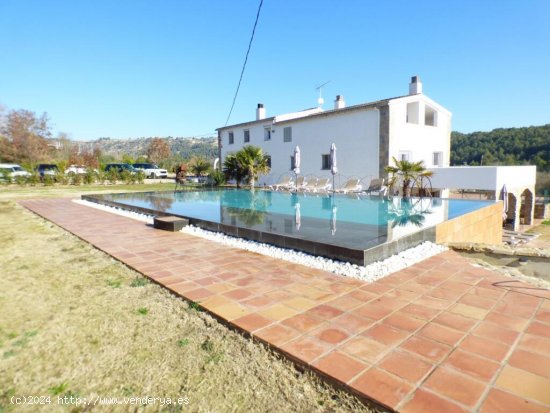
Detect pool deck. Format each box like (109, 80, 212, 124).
(21, 198, 550, 413)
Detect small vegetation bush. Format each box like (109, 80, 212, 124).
(83, 169, 96, 185)
(107, 168, 119, 185)
(70, 173, 82, 186)
(208, 169, 225, 186)
(43, 174, 55, 186)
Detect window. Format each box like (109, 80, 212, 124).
(406, 102, 420, 124)
(433, 152, 443, 167)
(265, 155, 271, 168)
(264, 127, 271, 141)
(398, 151, 411, 162)
(283, 126, 292, 142)
(244, 130, 250, 143)
(290, 156, 295, 171)
(228, 132, 234, 145)
(425, 105, 438, 126)
(321, 154, 331, 170)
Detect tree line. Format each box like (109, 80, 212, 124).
(451, 124, 550, 171)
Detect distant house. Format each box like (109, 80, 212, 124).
(217, 76, 451, 188)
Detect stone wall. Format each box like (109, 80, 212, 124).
(435, 202, 503, 245)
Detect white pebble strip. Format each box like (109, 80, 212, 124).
(182, 225, 447, 282)
(75, 199, 447, 282)
(74, 199, 154, 224)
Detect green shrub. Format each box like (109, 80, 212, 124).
(15, 175, 28, 185)
(43, 174, 55, 186)
(0, 170, 11, 185)
(208, 169, 225, 186)
(120, 170, 133, 184)
(136, 170, 145, 184)
(83, 169, 96, 185)
(56, 172, 69, 186)
(96, 170, 106, 185)
(70, 173, 82, 186)
(107, 168, 119, 185)
(27, 173, 40, 186)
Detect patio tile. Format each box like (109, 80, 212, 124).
(450, 303, 489, 320)
(472, 321, 520, 345)
(259, 303, 300, 321)
(340, 336, 388, 364)
(282, 313, 325, 333)
(185, 288, 215, 301)
(508, 348, 550, 379)
(400, 389, 468, 413)
(400, 336, 451, 363)
(458, 293, 498, 310)
(459, 335, 509, 362)
(241, 295, 275, 309)
(312, 326, 350, 345)
(400, 303, 440, 321)
(378, 350, 433, 383)
(281, 296, 318, 311)
(423, 367, 486, 407)
(362, 324, 409, 346)
(526, 321, 550, 339)
(417, 323, 465, 346)
(312, 351, 369, 384)
(233, 313, 273, 333)
(517, 333, 550, 356)
(350, 368, 414, 410)
(354, 301, 396, 320)
(480, 388, 549, 413)
(443, 349, 500, 381)
(281, 336, 331, 364)
(223, 288, 253, 300)
(209, 302, 251, 321)
(484, 311, 529, 332)
(254, 324, 301, 347)
(381, 312, 426, 332)
(325, 294, 366, 312)
(432, 311, 477, 332)
(306, 304, 344, 320)
(333, 313, 375, 335)
(535, 308, 550, 324)
(495, 365, 550, 405)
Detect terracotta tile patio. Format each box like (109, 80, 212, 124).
(20, 198, 550, 413)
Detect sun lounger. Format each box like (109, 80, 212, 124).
(314, 178, 331, 192)
(335, 178, 362, 193)
(364, 178, 387, 196)
(269, 175, 293, 191)
(299, 177, 318, 192)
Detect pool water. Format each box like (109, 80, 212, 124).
(91, 189, 493, 254)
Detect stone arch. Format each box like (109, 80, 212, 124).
(506, 193, 517, 227)
(520, 188, 534, 226)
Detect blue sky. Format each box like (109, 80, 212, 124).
(1, 0, 549, 140)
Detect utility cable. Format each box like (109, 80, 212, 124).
(224, 0, 264, 126)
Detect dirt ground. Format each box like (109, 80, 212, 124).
(0, 187, 379, 413)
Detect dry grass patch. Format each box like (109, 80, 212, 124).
(0, 200, 381, 413)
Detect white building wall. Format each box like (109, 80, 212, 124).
(220, 109, 381, 186)
(387, 95, 451, 169)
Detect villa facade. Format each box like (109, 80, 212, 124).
(217, 76, 451, 186)
(216, 76, 536, 230)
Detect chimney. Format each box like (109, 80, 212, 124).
(256, 103, 266, 120)
(409, 76, 422, 95)
(334, 95, 346, 109)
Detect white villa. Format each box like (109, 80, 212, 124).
(216, 76, 536, 230)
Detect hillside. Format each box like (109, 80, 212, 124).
(80, 136, 219, 160)
(451, 124, 550, 171)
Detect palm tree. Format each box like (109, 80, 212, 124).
(235, 145, 271, 190)
(223, 153, 245, 188)
(189, 156, 211, 177)
(385, 157, 433, 199)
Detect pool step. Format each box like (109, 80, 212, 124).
(154, 216, 189, 232)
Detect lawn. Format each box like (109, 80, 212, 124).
(0, 186, 378, 413)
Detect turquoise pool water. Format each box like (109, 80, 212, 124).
(95, 189, 493, 252)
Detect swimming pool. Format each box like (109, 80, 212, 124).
(83, 189, 498, 265)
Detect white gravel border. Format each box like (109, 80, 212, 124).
(75, 199, 447, 282)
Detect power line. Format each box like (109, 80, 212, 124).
(224, 0, 264, 127)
